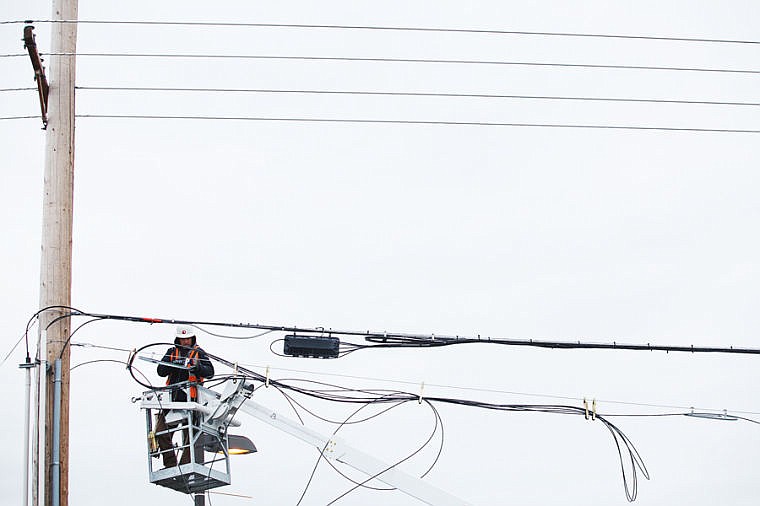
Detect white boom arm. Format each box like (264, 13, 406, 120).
(237, 398, 470, 506)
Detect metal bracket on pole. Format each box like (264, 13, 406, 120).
(22, 24, 49, 129)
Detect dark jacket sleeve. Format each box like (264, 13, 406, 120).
(156, 348, 175, 378)
(193, 347, 215, 380)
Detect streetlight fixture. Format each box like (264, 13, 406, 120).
(201, 433, 257, 455)
(226, 435, 257, 455)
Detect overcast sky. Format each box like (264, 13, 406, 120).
(2, 1, 760, 505)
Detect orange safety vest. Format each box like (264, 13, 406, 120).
(167, 345, 204, 401)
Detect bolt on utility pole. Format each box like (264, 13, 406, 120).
(38, 1, 78, 505)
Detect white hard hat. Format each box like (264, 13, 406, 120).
(175, 325, 196, 339)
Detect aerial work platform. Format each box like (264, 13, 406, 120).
(140, 382, 243, 494)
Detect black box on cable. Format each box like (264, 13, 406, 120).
(283, 334, 340, 358)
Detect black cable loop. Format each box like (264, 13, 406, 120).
(272, 385, 394, 492)
(325, 398, 442, 505)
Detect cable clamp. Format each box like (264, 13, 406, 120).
(265, 365, 270, 388)
(418, 381, 425, 404)
(126, 348, 136, 369)
(583, 398, 597, 420)
(233, 362, 239, 375)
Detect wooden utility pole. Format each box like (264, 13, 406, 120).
(39, 1, 77, 505)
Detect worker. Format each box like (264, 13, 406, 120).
(154, 325, 215, 467)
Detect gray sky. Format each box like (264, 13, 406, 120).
(2, 1, 760, 505)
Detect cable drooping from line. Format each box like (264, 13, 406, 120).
(293, 396, 412, 504)
(325, 400, 444, 505)
(188, 324, 275, 339)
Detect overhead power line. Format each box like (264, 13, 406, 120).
(45, 309, 760, 356)
(4, 52, 759, 75)
(74, 114, 760, 134)
(6, 113, 758, 133)
(222, 361, 760, 416)
(3, 19, 759, 45)
(74, 86, 760, 108)
(65, 339, 760, 416)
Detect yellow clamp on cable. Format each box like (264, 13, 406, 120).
(418, 381, 425, 404)
(583, 398, 597, 420)
(265, 365, 270, 388)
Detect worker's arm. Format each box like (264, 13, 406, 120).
(193, 348, 215, 380)
(156, 348, 174, 377)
